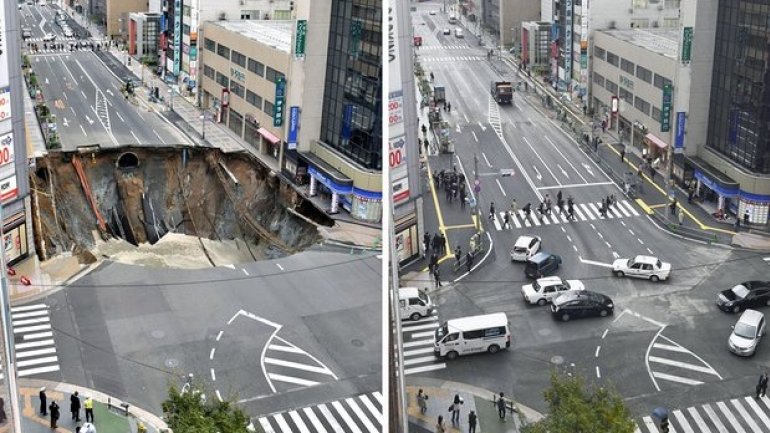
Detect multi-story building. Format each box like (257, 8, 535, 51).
(522, 21, 551, 72)
(128, 13, 162, 60)
(84, 0, 147, 39)
(480, 0, 540, 49)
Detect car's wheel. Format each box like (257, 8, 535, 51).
(599, 309, 609, 317)
(650, 275, 660, 282)
(446, 351, 459, 361)
(410, 312, 421, 321)
(561, 313, 570, 322)
(614, 270, 625, 277)
(488, 344, 500, 354)
(733, 305, 742, 314)
(537, 298, 547, 306)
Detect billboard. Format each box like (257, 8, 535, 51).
(0, 130, 14, 167)
(287, 106, 300, 149)
(0, 175, 17, 202)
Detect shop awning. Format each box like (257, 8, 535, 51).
(645, 133, 668, 149)
(257, 127, 280, 145)
(685, 155, 739, 197)
(299, 152, 354, 195)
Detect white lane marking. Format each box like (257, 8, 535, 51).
(115, 111, 125, 122)
(403, 339, 434, 349)
(23, 331, 53, 340)
(732, 398, 763, 433)
(638, 238, 645, 245)
(471, 131, 478, 142)
(410, 330, 436, 338)
(154, 129, 165, 144)
(258, 418, 276, 433)
(522, 136, 561, 184)
(80, 90, 87, 99)
(647, 248, 654, 255)
(595, 346, 601, 357)
(266, 373, 320, 387)
(345, 398, 378, 433)
(209, 348, 215, 360)
(402, 323, 438, 332)
(130, 130, 140, 143)
(601, 329, 609, 339)
(288, 410, 312, 433)
(359, 394, 382, 420)
(318, 403, 346, 433)
(657, 335, 722, 379)
(276, 263, 284, 271)
(216, 390, 223, 402)
(16, 347, 57, 359)
(596, 366, 601, 378)
(403, 346, 435, 356)
(332, 401, 365, 433)
(263, 357, 336, 375)
(621, 200, 640, 216)
(743, 396, 770, 431)
(652, 372, 703, 385)
(17, 365, 60, 377)
(537, 181, 615, 190)
(463, 113, 469, 123)
(404, 363, 447, 375)
(216, 330, 223, 341)
(302, 407, 329, 433)
(578, 258, 613, 268)
(210, 368, 216, 381)
(12, 317, 50, 326)
(648, 356, 721, 374)
(687, 407, 712, 433)
(273, 414, 293, 433)
(13, 324, 51, 334)
(672, 410, 695, 433)
(652, 343, 689, 353)
(579, 203, 595, 220)
(496, 179, 506, 196)
(642, 417, 659, 433)
(402, 315, 438, 325)
(491, 213, 502, 230)
(80, 124, 87, 136)
(242, 268, 249, 276)
(268, 344, 306, 353)
(17, 355, 58, 368)
(717, 401, 746, 433)
(15, 339, 55, 349)
(482, 152, 492, 167)
(703, 404, 728, 433)
(403, 355, 438, 366)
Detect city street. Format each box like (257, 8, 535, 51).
(406, 1, 770, 430)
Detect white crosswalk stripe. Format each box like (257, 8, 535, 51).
(490, 200, 642, 230)
(257, 393, 382, 433)
(638, 395, 770, 433)
(263, 335, 338, 392)
(401, 311, 444, 375)
(10, 304, 60, 377)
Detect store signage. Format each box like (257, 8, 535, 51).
(287, 106, 300, 149)
(0, 3, 9, 88)
(564, 0, 573, 80)
(273, 76, 285, 127)
(0, 175, 18, 202)
(0, 131, 14, 167)
(661, 84, 673, 132)
(341, 104, 353, 140)
(295, 20, 307, 58)
(4, 224, 28, 265)
(0, 86, 11, 121)
(682, 27, 693, 63)
(221, 88, 229, 107)
(675, 111, 686, 151)
(611, 96, 618, 114)
(393, 176, 409, 205)
(173, 0, 182, 75)
(389, 135, 407, 171)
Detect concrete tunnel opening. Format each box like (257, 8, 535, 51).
(31, 147, 334, 268)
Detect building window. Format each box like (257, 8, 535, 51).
(203, 65, 215, 79)
(631, 18, 650, 28)
(215, 71, 229, 88)
(634, 96, 651, 115)
(605, 80, 618, 94)
(663, 17, 680, 28)
(664, 0, 681, 8)
(653, 74, 672, 90)
(619, 87, 633, 104)
(204, 38, 216, 52)
(246, 90, 262, 109)
(265, 66, 285, 84)
(652, 106, 661, 122)
(621, 58, 635, 75)
(230, 81, 244, 98)
(231, 50, 246, 67)
(247, 58, 264, 76)
(606, 52, 619, 67)
(217, 44, 231, 60)
(593, 72, 605, 88)
(636, 65, 653, 83)
(594, 46, 606, 61)
(264, 100, 274, 117)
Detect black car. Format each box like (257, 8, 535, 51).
(550, 291, 614, 322)
(717, 281, 770, 313)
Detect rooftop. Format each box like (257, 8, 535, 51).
(602, 28, 679, 59)
(209, 20, 293, 53)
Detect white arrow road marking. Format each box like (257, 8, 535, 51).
(456, 124, 461, 133)
(557, 164, 569, 178)
(478, 121, 486, 131)
(532, 166, 542, 180)
(581, 162, 595, 177)
(612, 251, 620, 259)
(62, 118, 68, 127)
(496, 179, 506, 196)
(482, 152, 492, 167)
(471, 131, 478, 142)
(45, 78, 49, 84)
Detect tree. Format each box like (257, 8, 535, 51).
(522, 370, 636, 433)
(162, 383, 250, 433)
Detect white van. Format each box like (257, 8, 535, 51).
(448, 13, 457, 24)
(399, 287, 434, 321)
(454, 28, 464, 38)
(434, 313, 511, 360)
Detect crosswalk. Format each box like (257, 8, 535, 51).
(636, 394, 770, 433)
(648, 334, 722, 388)
(26, 36, 79, 43)
(11, 303, 61, 377)
(401, 312, 445, 376)
(419, 45, 470, 50)
(28, 46, 96, 54)
(264, 335, 339, 392)
(257, 392, 383, 433)
(421, 56, 485, 63)
(490, 199, 641, 231)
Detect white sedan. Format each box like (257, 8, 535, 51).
(429, 10, 436, 15)
(42, 33, 56, 42)
(522, 276, 585, 306)
(443, 28, 450, 35)
(510, 235, 541, 262)
(612, 255, 671, 282)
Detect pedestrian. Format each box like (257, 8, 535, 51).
(39, 387, 48, 416)
(735, 217, 741, 232)
(448, 102, 452, 112)
(430, 72, 435, 82)
(757, 371, 769, 398)
(510, 199, 517, 216)
(451, 394, 463, 425)
(545, 195, 552, 215)
(438, 233, 446, 255)
(432, 233, 440, 252)
(601, 119, 607, 133)
(84, 396, 94, 423)
(620, 146, 626, 163)
(537, 201, 545, 217)
(687, 187, 694, 203)
(460, 189, 466, 210)
(503, 211, 511, 229)
(599, 199, 607, 217)
(436, 415, 446, 433)
(744, 210, 750, 226)
(445, 184, 452, 202)
(424, 232, 431, 256)
(49, 401, 60, 429)
(670, 198, 677, 216)
(568, 203, 575, 221)
(489, 202, 496, 220)
(433, 266, 442, 288)
(455, 246, 462, 264)
(523, 203, 531, 218)
(468, 410, 477, 433)
(497, 392, 506, 420)
(466, 251, 473, 273)
(678, 210, 684, 226)
(70, 391, 81, 422)
(557, 190, 563, 206)
(430, 252, 438, 271)
(417, 389, 429, 414)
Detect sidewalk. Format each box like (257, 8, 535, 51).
(18, 378, 167, 433)
(406, 378, 543, 433)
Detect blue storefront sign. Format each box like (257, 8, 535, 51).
(675, 112, 686, 152)
(287, 106, 300, 149)
(308, 166, 353, 195)
(694, 170, 738, 197)
(341, 104, 353, 140)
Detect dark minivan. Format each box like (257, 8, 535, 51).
(525, 252, 561, 279)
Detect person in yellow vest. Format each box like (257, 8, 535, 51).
(84, 396, 94, 423)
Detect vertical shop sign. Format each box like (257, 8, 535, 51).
(661, 83, 673, 132)
(295, 20, 307, 58)
(273, 76, 285, 127)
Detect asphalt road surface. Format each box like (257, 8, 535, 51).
(408, 1, 770, 428)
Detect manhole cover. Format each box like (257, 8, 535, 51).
(550, 355, 564, 365)
(165, 358, 179, 368)
(151, 330, 165, 339)
(352, 339, 364, 347)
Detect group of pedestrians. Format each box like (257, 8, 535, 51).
(419, 389, 515, 433)
(424, 232, 447, 288)
(39, 387, 95, 431)
(433, 166, 467, 209)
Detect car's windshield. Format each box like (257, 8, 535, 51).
(732, 285, 750, 299)
(436, 323, 448, 340)
(734, 322, 757, 339)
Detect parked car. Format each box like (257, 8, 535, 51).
(521, 276, 585, 306)
(729, 309, 765, 356)
(510, 235, 541, 262)
(717, 281, 770, 313)
(551, 291, 614, 322)
(454, 28, 464, 38)
(443, 28, 450, 35)
(429, 10, 436, 15)
(612, 255, 671, 282)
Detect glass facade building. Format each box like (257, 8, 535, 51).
(707, 0, 770, 174)
(319, 0, 383, 171)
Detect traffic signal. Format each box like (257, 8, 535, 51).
(660, 415, 669, 433)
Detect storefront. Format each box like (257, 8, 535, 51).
(3, 210, 29, 267)
(736, 191, 770, 226)
(684, 156, 740, 219)
(258, 127, 281, 160)
(643, 133, 669, 167)
(394, 202, 420, 265)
